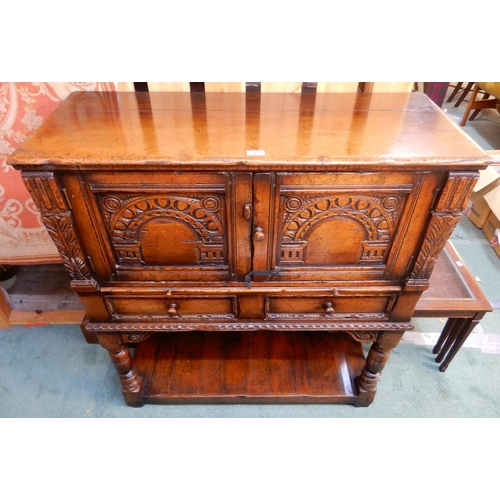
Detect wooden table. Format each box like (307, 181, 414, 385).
(8, 91, 491, 406)
(415, 240, 492, 371)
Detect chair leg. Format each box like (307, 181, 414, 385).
(454, 82, 474, 107)
(447, 82, 463, 103)
(469, 93, 493, 121)
(460, 84, 480, 126)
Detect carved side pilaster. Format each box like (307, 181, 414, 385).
(410, 212, 461, 280)
(22, 171, 91, 281)
(22, 172, 68, 213)
(42, 213, 92, 280)
(410, 172, 479, 280)
(435, 172, 479, 213)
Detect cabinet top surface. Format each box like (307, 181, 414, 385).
(9, 91, 490, 171)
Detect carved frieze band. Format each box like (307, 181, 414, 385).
(82, 328, 379, 344)
(41, 213, 91, 280)
(22, 172, 68, 213)
(83, 321, 413, 333)
(410, 212, 461, 280)
(435, 172, 479, 213)
(282, 194, 404, 236)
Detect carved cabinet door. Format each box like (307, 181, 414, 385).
(251, 171, 444, 284)
(59, 171, 253, 283)
(58, 169, 444, 289)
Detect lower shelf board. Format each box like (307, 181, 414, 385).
(133, 331, 366, 404)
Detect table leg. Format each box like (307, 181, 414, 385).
(438, 319, 477, 372)
(97, 333, 144, 407)
(355, 332, 403, 407)
(433, 318, 460, 355)
(435, 319, 470, 364)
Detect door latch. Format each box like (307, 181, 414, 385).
(244, 269, 279, 288)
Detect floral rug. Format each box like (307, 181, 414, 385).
(0, 82, 115, 264)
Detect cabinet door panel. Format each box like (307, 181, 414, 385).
(64, 172, 252, 282)
(268, 172, 439, 282)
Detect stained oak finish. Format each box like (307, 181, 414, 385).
(134, 331, 365, 404)
(8, 91, 490, 407)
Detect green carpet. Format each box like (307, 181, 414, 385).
(1, 324, 499, 417)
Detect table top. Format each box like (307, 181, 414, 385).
(9, 91, 491, 172)
(415, 241, 492, 316)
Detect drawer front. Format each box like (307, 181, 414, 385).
(105, 295, 237, 321)
(266, 294, 396, 321)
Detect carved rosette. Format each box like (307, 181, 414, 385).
(280, 194, 406, 264)
(98, 194, 226, 264)
(121, 333, 153, 343)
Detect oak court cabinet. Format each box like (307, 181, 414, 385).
(8, 90, 490, 407)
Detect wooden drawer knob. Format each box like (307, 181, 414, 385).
(167, 303, 178, 316)
(254, 227, 265, 241)
(324, 302, 335, 314)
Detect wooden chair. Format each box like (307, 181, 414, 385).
(117, 82, 414, 94)
(447, 82, 476, 107)
(460, 82, 500, 126)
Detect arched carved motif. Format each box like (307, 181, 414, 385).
(98, 194, 226, 265)
(280, 194, 405, 265)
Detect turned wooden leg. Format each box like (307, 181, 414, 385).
(355, 332, 403, 407)
(97, 333, 144, 407)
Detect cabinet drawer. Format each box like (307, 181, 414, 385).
(266, 295, 396, 320)
(105, 295, 237, 321)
